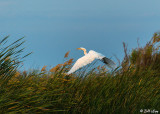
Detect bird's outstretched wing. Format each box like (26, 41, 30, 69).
(67, 50, 116, 74)
(101, 57, 117, 69)
(67, 51, 97, 74)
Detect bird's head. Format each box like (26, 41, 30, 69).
(76, 47, 87, 55)
(76, 47, 85, 50)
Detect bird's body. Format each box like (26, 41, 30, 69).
(67, 47, 116, 74)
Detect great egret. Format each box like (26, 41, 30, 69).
(67, 47, 116, 74)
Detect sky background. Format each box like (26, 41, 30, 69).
(0, 0, 160, 70)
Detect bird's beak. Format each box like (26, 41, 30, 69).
(76, 48, 81, 50)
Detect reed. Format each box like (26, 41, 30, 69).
(0, 33, 159, 113)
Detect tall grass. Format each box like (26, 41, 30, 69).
(0, 34, 159, 113)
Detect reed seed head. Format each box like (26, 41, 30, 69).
(64, 51, 70, 58)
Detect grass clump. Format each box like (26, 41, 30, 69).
(0, 33, 160, 113)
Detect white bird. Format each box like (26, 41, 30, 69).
(67, 47, 116, 74)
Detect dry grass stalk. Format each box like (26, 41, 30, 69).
(23, 71, 27, 75)
(50, 64, 62, 72)
(64, 51, 70, 58)
(152, 33, 160, 44)
(5, 57, 10, 61)
(63, 58, 73, 66)
(15, 72, 20, 77)
(41, 66, 47, 72)
(97, 65, 100, 70)
(67, 58, 73, 65)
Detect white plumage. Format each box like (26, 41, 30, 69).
(67, 47, 116, 74)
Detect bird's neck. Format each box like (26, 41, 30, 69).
(82, 49, 87, 55)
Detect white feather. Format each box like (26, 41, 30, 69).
(67, 50, 105, 74)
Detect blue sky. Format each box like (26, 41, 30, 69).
(1, 0, 160, 70)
